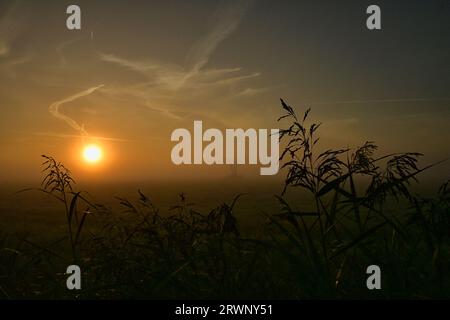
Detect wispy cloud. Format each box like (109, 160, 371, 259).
(0, 0, 29, 58)
(0, 54, 31, 77)
(186, 0, 254, 78)
(0, 1, 34, 81)
(32, 131, 128, 142)
(98, 0, 260, 123)
(56, 36, 85, 67)
(306, 97, 450, 106)
(0, 40, 8, 57)
(55, 19, 102, 66)
(48, 85, 105, 136)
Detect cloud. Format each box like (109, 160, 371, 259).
(306, 97, 450, 106)
(0, 0, 29, 58)
(56, 36, 86, 66)
(32, 131, 128, 142)
(187, 0, 254, 74)
(0, 40, 9, 57)
(98, 0, 260, 124)
(233, 87, 269, 97)
(99, 53, 161, 74)
(48, 85, 105, 136)
(0, 54, 31, 77)
(0, 1, 34, 79)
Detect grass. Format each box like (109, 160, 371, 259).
(0, 99, 449, 299)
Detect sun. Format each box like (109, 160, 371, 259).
(83, 144, 103, 163)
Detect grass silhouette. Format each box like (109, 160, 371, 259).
(0, 99, 449, 299)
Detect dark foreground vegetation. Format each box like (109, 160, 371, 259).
(1, 100, 449, 299)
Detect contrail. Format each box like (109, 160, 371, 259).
(56, 36, 85, 66)
(0, 0, 30, 58)
(48, 84, 104, 136)
(100, 0, 254, 89)
(98, 0, 257, 124)
(187, 0, 254, 74)
(306, 97, 450, 106)
(33, 132, 128, 142)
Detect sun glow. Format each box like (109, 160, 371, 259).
(83, 144, 103, 163)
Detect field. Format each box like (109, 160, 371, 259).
(0, 101, 449, 299)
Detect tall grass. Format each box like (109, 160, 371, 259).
(269, 99, 449, 297)
(0, 99, 449, 299)
(17, 155, 97, 263)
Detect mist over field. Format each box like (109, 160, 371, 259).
(0, 0, 449, 300)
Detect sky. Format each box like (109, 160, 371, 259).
(0, 0, 449, 184)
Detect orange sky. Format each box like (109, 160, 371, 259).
(0, 0, 449, 184)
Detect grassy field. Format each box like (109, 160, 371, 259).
(0, 100, 449, 299)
